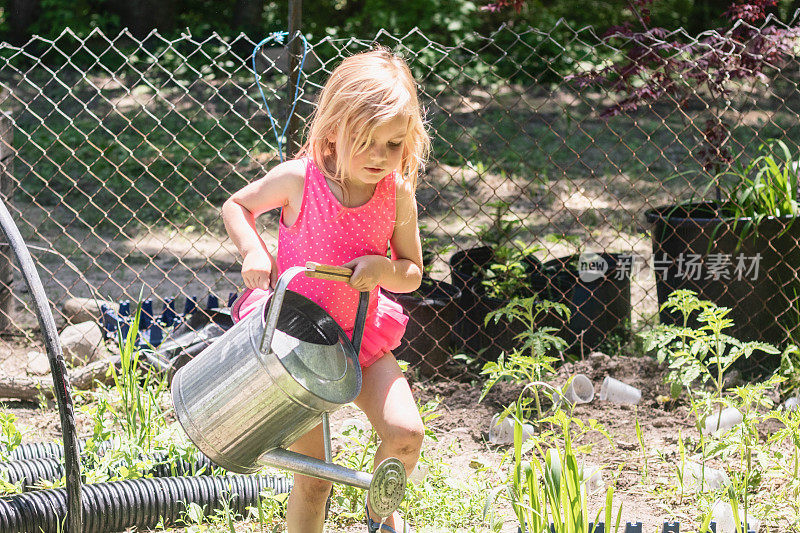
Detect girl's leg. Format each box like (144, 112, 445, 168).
(354, 352, 425, 531)
(286, 423, 333, 533)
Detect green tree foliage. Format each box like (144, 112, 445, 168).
(5, 0, 799, 44)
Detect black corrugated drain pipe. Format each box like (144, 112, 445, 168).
(2, 441, 88, 463)
(0, 452, 220, 491)
(0, 474, 292, 533)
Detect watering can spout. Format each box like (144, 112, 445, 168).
(258, 448, 406, 518)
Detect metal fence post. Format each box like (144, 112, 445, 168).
(0, 111, 14, 332)
(286, 0, 303, 159)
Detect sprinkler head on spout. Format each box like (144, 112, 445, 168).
(368, 457, 406, 518)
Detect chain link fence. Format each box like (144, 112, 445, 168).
(1, 20, 799, 383)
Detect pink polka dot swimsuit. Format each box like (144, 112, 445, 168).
(232, 156, 408, 368)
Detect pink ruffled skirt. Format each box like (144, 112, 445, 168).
(231, 288, 408, 368)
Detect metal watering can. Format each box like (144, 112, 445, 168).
(171, 262, 406, 518)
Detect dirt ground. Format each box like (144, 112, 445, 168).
(1, 341, 741, 533)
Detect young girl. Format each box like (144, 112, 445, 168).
(222, 48, 430, 533)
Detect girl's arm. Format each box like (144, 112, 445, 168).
(344, 179, 423, 293)
(222, 159, 305, 290)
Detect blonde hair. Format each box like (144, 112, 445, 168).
(299, 47, 430, 191)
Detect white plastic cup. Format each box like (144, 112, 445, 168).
(488, 414, 534, 445)
(684, 461, 730, 492)
(408, 463, 429, 484)
(599, 376, 642, 405)
(562, 374, 595, 405)
(702, 407, 743, 436)
(339, 417, 367, 435)
(582, 464, 604, 495)
(785, 396, 799, 411)
(711, 500, 761, 533)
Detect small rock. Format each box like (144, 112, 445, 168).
(59, 321, 106, 365)
(62, 297, 115, 325)
(26, 351, 50, 375)
(722, 369, 743, 389)
(588, 351, 608, 360)
(765, 387, 780, 405)
(469, 458, 486, 469)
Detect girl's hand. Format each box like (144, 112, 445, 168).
(341, 255, 389, 292)
(241, 249, 277, 290)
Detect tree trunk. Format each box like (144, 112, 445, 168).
(5, 0, 41, 44)
(232, 0, 264, 36)
(106, 0, 177, 38)
(687, 0, 731, 34)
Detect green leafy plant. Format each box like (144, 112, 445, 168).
(246, 488, 289, 533)
(79, 297, 199, 485)
(331, 420, 379, 518)
(634, 413, 647, 482)
(330, 397, 441, 522)
(179, 499, 234, 533)
(491, 407, 621, 533)
(0, 409, 22, 462)
(109, 298, 169, 449)
(0, 469, 22, 496)
(720, 139, 800, 220)
(481, 297, 570, 419)
(766, 406, 800, 521)
(642, 289, 793, 527)
(475, 200, 523, 250)
(777, 343, 800, 401)
(695, 378, 777, 529)
(642, 289, 778, 408)
(482, 240, 544, 300)
(405, 446, 502, 531)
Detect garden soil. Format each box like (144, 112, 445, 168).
(3, 344, 770, 533)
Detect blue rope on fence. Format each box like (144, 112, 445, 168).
(252, 30, 309, 162)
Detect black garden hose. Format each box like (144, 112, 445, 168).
(0, 198, 82, 532)
(0, 474, 292, 533)
(0, 452, 220, 491)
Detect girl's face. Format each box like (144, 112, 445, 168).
(348, 114, 409, 186)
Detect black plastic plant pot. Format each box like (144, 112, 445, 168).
(454, 289, 524, 362)
(450, 284, 562, 363)
(448, 246, 544, 296)
(645, 202, 800, 373)
(449, 246, 496, 296)
(448, 246, 547, 359)
(384, 278, 461, 377)
(543, 253, 632, 357)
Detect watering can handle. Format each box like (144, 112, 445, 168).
(303, 262, 370, 356)
(305, 262, 353, 281)
(259, 263, 370, 358)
